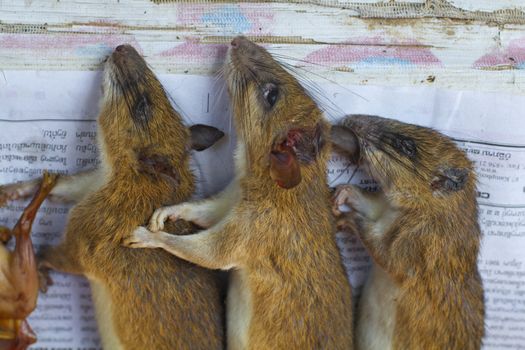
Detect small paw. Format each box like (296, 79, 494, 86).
(332, 185, 358, 216)
(149, 205, 184, 232)
(123, 226, 164, 249)
(37, 263, 54, 293)
(0, 180, 38, 205)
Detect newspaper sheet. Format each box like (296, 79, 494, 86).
(0, 70, 524, 349)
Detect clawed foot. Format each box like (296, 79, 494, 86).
(148, 205, 186, 232)
(37, 261, 54, 293)
(0, 180, 39, 206)
(149, 204, 213, 231)
(123, 226, 165, 249)
(332, 184, 360, 216)
(332, 185, 362, 234)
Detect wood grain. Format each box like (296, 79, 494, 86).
(0, 2, 523, 93)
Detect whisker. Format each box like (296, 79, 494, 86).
(329, 159, 353, 186)
(268, 53, 368, 101)
(269, 52, 336, 69)
(269, 60, 346, 122)
(347, 164, 360, 184)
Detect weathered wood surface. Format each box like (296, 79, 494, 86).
(1, 0, 524, 94)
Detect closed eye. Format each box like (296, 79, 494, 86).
(390, 134, 417, 158)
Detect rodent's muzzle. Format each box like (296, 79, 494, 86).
(110, 44, 145, 69)
(228, 36, 271, 71)
(104, 44, 149, 97)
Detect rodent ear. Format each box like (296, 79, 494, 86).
(269, 123, 326, 189)
(189, 124, 225, 151)
(431, 167, 470, 193)
(330, 125, 359, 162)
(270, 144, 301, 189)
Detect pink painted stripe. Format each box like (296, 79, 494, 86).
(304, 36, 442, 67)
(474, 37, 525, 69)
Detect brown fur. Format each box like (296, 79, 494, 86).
(332, 114, 485, 350)
(125, 36, 354, 349)
(36, 45, 224, 349)
(226, 38, 353, 348)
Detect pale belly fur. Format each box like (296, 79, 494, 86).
(89, 279, 124, 350)
(227, 269, 252, 350)
(356, 264, 399, 350)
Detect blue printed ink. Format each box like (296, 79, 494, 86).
(357, 56, 413, 67)
(201, 5, 251, 33)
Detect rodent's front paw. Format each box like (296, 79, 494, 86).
(149, 205, 184, 232)
(123, 226, 164, 249)
(332, 184, 359, 216)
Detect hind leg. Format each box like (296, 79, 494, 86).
(38, 244, 83, 293)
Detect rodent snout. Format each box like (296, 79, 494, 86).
(228, 36, 267, 65)
(111, 44, 141, 65)
(115, 44, 128, 53)
(113, 44, 139, 57)
(230, 36, 249, 50)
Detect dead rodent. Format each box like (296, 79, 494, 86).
(3, 45, 226, 349)
(0, 171, 58, 350)
(125, 36, 354, 349)
(331, 114, 485, 350)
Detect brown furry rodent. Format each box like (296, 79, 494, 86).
(331, 114, 485, 350)
(0, 171, 57, 350)
(124, 36, 354, 349)
(4, 45, 226, 349)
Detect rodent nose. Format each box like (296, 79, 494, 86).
(115, 45, 127, 53)
(230, 38, 240, 49)
(230, 36, 248, 49)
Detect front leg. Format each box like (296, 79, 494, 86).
(124, 222, 237, 271)
(333, 184, 399, 271)
(0, 168, 103, 204)
(333, 184, 387, 220)
(46, 168, 105, 202)
(149, 178, 240, 231)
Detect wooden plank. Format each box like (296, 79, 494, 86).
(0, 0, 524, 94)
(2, 1, 525, 26)
(448, 0, 525, 12)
